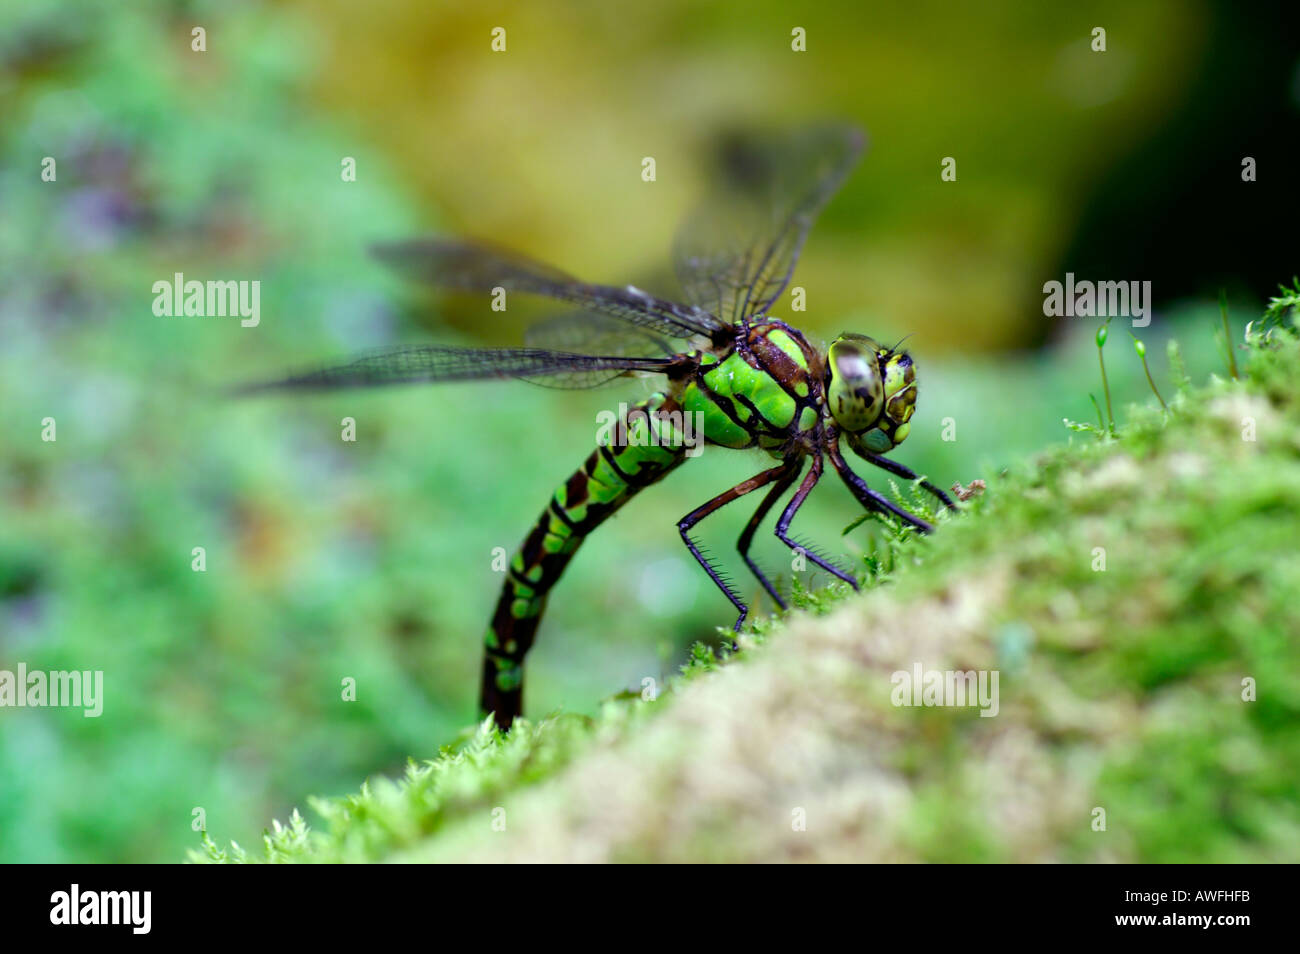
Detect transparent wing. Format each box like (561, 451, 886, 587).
(231, 344, 678, 394)
(673, 124, 866, 325)
(522, 312, 676, 388)
(524, 311, 673, 356)
(371, 239, 727, 342)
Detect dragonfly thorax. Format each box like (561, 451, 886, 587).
(677, 320, 826, 454)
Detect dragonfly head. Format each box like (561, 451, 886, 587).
(825, 333, 916, 453)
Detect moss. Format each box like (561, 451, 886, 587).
(198, 322, 1300, 863)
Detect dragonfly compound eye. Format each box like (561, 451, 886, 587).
(842, 350, 916, 453)
(882, 352, 917, 430)
(827, 334, 885, 433)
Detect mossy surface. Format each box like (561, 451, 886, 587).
(198, 325, 1300, 863)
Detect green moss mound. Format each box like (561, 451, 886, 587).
(197, 320, 1300, 863)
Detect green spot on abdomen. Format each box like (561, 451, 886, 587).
(511, 597, 541, 619)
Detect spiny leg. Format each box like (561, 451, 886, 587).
(678, 462, 797, 632)
(827, 441, 935, 533)
(856, 449, 957, 511)
(736, 457, 804, 611)
(774, 453, 860, 590)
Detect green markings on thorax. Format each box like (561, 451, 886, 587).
(680, 323, 822, 450)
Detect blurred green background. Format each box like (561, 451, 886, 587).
(1, 0, 1296, 861)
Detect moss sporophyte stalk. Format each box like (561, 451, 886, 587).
(1095, 321, 1115, 436)
(1131, 333, 1168, 411)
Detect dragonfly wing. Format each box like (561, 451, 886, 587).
(520, 313, 676, 388)
(673, 124, 866, 325)
(232, 345, 678, 394)
(524, 311, 673, 356)
(370, 239, 727, 342)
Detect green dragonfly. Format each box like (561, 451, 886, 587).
(241, 125, 956, 729)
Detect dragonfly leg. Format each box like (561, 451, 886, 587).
(857, 450, 958, 511)
(827, 441, 935, 533)
(678, 462, 799, 632)
(774, 453, 861, 591)
(736, 458, 804, 610)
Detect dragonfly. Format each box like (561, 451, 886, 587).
(239, 125, 956, 730)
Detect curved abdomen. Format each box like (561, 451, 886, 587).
(481, 393, 690, 728)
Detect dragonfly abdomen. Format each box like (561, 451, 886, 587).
(481, 393, 691, 728)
